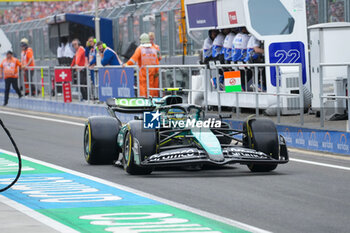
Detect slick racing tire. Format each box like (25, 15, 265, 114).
(123, 120, 155, 175)
(205, 113, 232, 145)
(84, 116, 121, 165)
(243, 118, 279, 172)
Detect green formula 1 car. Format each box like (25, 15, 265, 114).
(83, 89, 289, 175)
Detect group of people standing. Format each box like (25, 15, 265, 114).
(202, 27, 265, 91)
(203, 27, 264, 65)
(66, 32, 161, 100)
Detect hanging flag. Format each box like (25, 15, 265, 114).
(224, 71, 242, 92)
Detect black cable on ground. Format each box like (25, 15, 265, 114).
(0, 118, 22, 192)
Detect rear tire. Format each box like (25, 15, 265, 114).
(84, 116, 120, 165)
(243, 118, 279, 172)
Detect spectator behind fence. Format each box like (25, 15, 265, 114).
(20, 38, 36, 96)
(71, 38, 87, 100)
(57, 37, 73, 65)
(90, 41, 122, 66)
(86, 37, 96, 84)
(124, 33, 159, 97)
(63, 39, 75, 59)
(0, 51, 22, 106)
(149, 32, 161, 60)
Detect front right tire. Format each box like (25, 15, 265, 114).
(243, 118, 279, 172)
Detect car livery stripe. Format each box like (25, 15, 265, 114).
(0, 149, 270, 233)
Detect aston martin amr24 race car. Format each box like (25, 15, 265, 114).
(83, 90, 289, 175)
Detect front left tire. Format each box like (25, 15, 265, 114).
(122, 120, 155, 175)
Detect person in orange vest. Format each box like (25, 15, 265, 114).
(124, 33, 159, 97)
(20, 38, 36, 96)
(0, 51, 22, 106)
(149, 32, 162, 61)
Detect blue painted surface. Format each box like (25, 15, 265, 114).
(187, 1, 217, 28)
(269, 41, 307, 86)
(0, 173, 160, 210)
(65, 13, 114, 50)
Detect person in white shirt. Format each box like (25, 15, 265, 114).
(244, 35, 266, 91)
(244, 35, 264, 63)
(57, 37, 69, 59)
(63, 41, 75, 58)
(212, 31, 225, 59)
(223, 29, 236, 63)
(202, 30, 218, 64)
(232, 27, 250, 62)
(57, 43, 64, 58)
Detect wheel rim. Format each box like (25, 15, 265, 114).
(123, 133, 132, 168)
(83, 126, 90, 159)
(125, 135, 130, 159)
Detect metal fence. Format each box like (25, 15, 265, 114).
(144, 63, 305, 125)
(214, 63, 304, 125)
(16, 65, 140, 103)
(319, 62, 350, 131)
(10, 63, 349, 131)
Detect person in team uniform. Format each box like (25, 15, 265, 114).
(244, 35, 264, 63)
(223, 29, 236, 64)
(211, 30, 225, 62)
(149, 32, 161, 61)
(244, 35, 265, 91)
(231, 28, 250, 90)
(20, 38, 36, 95)
(0, 51, 22, 106)
(232, 27, 250, 62)
(124, 34, 159, 97)
(91, 41, 122, 66)
(202, 30, 219, 64)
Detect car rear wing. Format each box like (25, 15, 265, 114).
(106, 98, 157, 113)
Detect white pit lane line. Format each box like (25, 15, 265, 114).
(0, 110, 85, 127)
(289, 158, 350, 171)
(0, 109, 350, 172)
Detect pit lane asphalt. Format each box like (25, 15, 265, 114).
(0, 109, 349, 233)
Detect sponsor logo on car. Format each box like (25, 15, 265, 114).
(143, 111, 222, 129)
(116, 98, 153, 107)
(148, 149, 200, 162)
(224, 148, 267, 159)
(144, 111, 161, 129)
